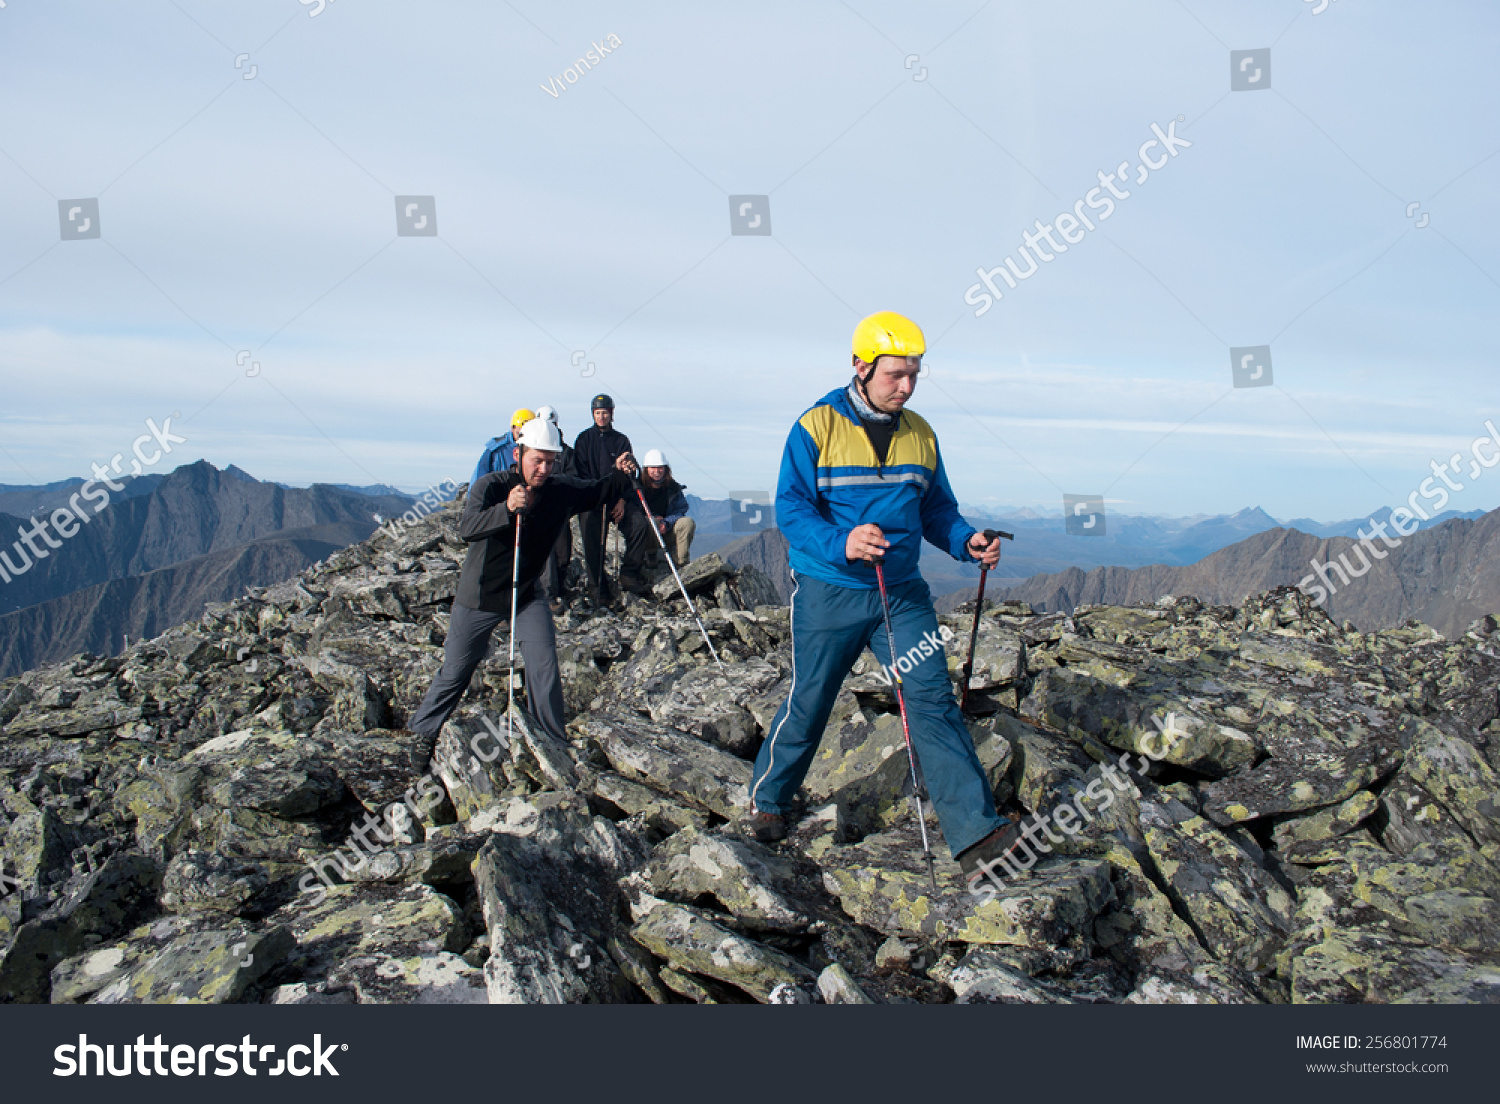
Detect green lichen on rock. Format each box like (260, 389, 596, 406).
(102, 925, 296, 1004)
(821, 827, 1113, 952)
(1273, 790, 1378, 854)
(802, 712, 912, 838)
(1141, 799, 1294, 974)
(630, 902, 815, 1003)
(639, 827, 823, 933)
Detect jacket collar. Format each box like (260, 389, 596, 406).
(824, 385, 903, 432)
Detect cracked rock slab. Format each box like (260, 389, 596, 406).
(629, 903, 816, 1003)
(581, 713, 752, 820)
(821, 827, 1114, 950)
(93, 925, 295, 1004)
(1141, 799, 1295, 974)
(638, 827, 824, 933)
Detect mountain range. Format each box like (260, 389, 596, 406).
(719, 509, 1500, 641)
(934, 513, 1500, 639)
(0, 462, 415, 677)
(1, 461, 1494, 678)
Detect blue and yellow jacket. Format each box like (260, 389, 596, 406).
(776, 386, 976, 590)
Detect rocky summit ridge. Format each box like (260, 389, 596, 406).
(2, 498, 1498, 1005)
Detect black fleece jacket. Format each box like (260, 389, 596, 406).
(572, 425, 633, 508)
(455, 468, 633, 613)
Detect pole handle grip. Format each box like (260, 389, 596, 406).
(982, 528, 1015, 542)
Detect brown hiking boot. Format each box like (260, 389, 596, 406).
(747, 809, 787, 843)
(956, 819, 1024, 885)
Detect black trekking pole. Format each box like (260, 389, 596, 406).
(959, 529, 1014, 713)
(507, 505, 525, 749)
(628, 465, 728, 677)
(873, 559, 938, 895)
(597, 503, 610, 602)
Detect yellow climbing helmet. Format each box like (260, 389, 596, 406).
(851, 311, 925, 365)
(510, 407, 536, 428)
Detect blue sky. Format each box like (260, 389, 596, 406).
(0, 0, 1496, 523)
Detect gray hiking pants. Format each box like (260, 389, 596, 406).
(408, 596, 566, 742)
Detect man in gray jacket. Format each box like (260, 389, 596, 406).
(404, 418, 637, 770)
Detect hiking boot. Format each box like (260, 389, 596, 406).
(956, 819, 1024, 885)
(548, 596, 565, 614)
(618, 570, 651, 596)
(747, 809, 787, 843)
(405, 730, 437, 774)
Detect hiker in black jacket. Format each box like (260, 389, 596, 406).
(403, 418, 637, 770)
(573, 394, 634, 603)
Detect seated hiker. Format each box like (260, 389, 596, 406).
(471, 407, 535, 486)
(620, 449, 694, 592)
(402, 417, 639, 771)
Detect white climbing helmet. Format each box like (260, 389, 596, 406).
(514, 417, 563, 452)
(641, 449, 667, 468)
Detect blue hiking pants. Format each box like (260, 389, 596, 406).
(748, 571, 1004, 857)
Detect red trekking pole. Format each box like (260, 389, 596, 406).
(873, 560, 938, 895)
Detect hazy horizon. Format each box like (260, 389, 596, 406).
(7, 455, 1489, 534)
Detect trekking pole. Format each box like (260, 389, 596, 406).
(598, 504, 611, 601)
(629, 468, 728, 677)
(959, 529, 1014, 713)
(507, 506, 524, 749)
(873, 559, 938, 895)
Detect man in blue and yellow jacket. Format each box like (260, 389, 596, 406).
(748, 311, 1021, 888)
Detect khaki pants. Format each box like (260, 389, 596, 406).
(668, 517, 695, 567)
(624, 514, 697, 573)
